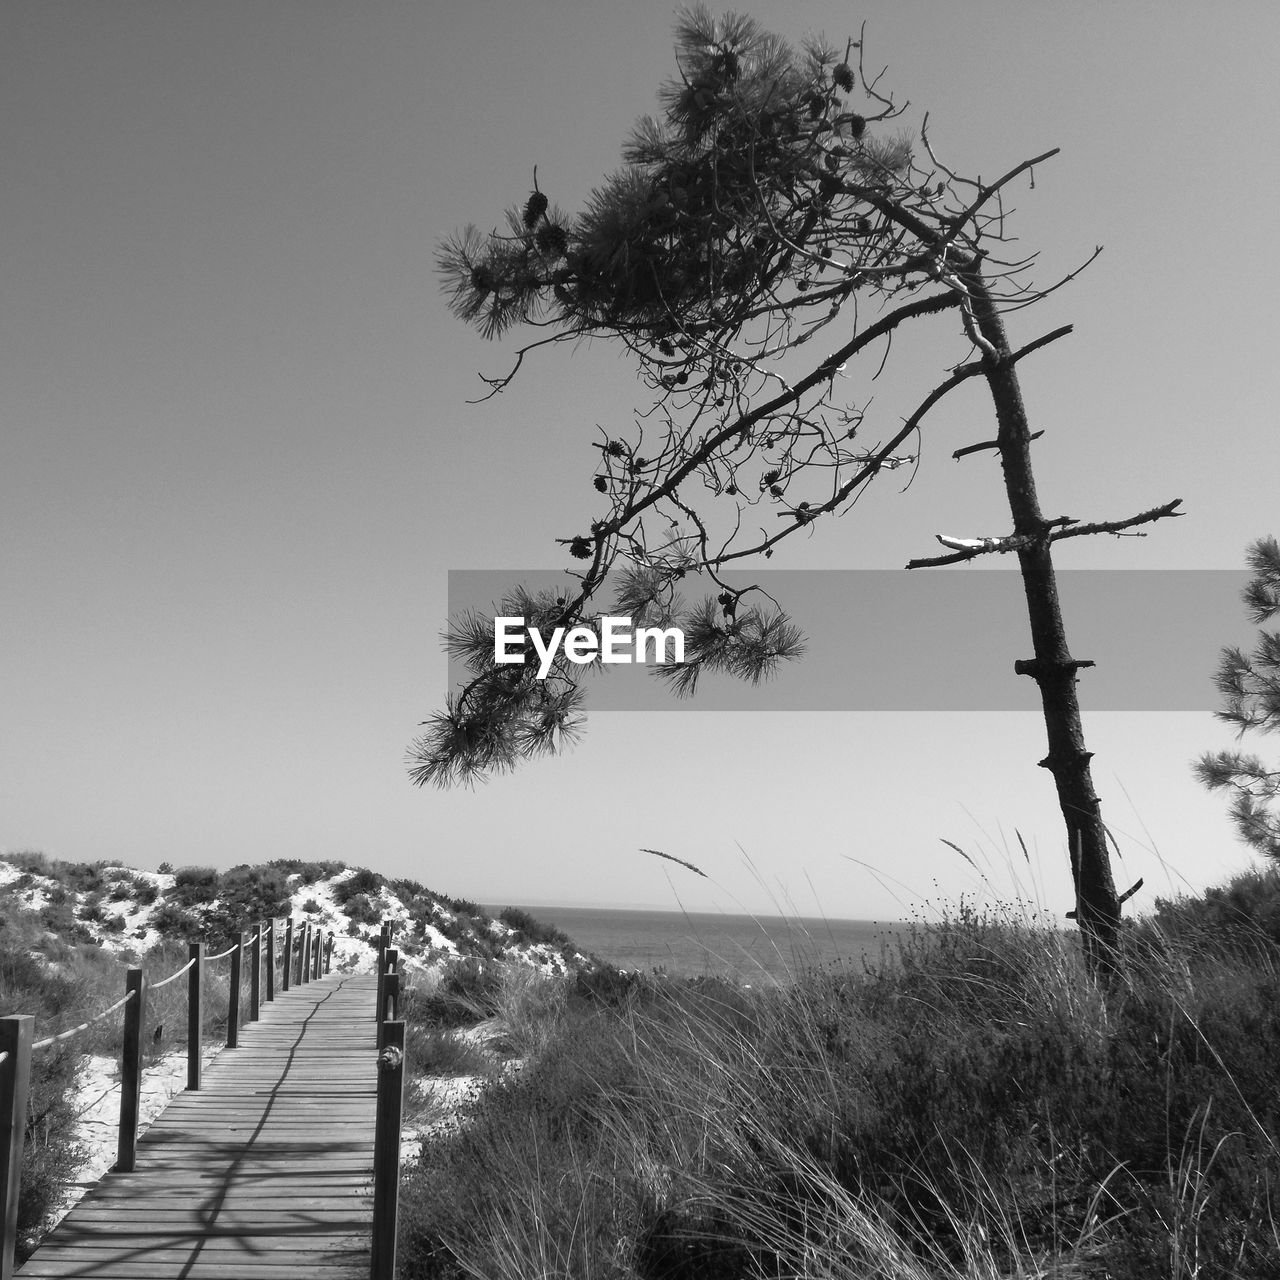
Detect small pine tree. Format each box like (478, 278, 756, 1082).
(1196, 536, 1280, 860)
(416, 7, 1185, 979)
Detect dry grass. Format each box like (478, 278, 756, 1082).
(398, 870, 1280, 1280)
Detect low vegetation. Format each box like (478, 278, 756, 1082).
(0, 850, 585, 1263)
(1, 894, 239, 1261)
(12, 847, 1280, 1276)
(398, 868, 1280, 1280)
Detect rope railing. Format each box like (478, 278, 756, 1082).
(30, 990, 137, 1054)
(26, 946, 197, 1057)
(2, 909, 357, 1278)
(2, 909, 339, 1279)
(148, 956, 196, 990)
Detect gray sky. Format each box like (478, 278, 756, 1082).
(3, 1, 1278, 923)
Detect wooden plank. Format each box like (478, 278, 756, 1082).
(20, 1265, 369, 1274)
(20, 974, 381, 1279)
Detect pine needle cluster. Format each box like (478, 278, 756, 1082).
(1196, 535, 1280, 860)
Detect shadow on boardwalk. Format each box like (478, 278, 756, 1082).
(19, 973, 379, 1279)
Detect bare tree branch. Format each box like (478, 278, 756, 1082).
(1049, 497, 1184, 543)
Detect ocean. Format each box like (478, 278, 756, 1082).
(517, 905, 906, 984)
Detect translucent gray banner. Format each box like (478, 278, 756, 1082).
(445, 569, 1254, 712)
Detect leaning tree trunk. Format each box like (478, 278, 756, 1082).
(966, 268, 1123, 982)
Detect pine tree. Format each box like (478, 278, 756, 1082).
(412, 7, 1183, 978)
(1196, 536, 1280, 861)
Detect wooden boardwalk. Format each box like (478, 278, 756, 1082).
(19, 972, 380, 1279)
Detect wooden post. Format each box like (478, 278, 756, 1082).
(324, 933, 333, 975)
(377, 949, 398, 1048)
(249, 923, 262, 1022)
(282, 918, 293, 992)
(115, 968, 146, 1173)
(313, 930, 323, 981)
(375, 924, 388, 1022)
(187, 941, 203, 1092)
(1, 1016, 33, 1280)
(300, 923, 311, 985)
(266, 919, 276, 1003)
(377, 970, 399, 1052)
(227, 933, 243, 1049)
(370, 1019, 406, 1280)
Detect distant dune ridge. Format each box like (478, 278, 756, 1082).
(0, 851, 589, 974)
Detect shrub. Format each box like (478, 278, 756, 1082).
(107, 870, 140, 901)
(57, 861, 108, 893)
(147, 901, 201, 938)
(78, 894, 105, 924)
(333, 867, 383, 907)
(203, 866, 291, 943)
(171, 866, 220, 906)
(342, 892, 381, 926)
(409, 1026, 496, 1078)
(390, 877, 428, 903)
(408, 959, 504, 1029)
(1136, 863, 1280, 960)
(499, 906, 571, 949)
(268, 858, 347, 885)
(12, 851, 52, 876)
(488, 964, 568, 1058)
(39, 900, 85, 941)
(571, 963, 650, 1009)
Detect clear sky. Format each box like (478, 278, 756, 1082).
(3, 1, 1278, 925)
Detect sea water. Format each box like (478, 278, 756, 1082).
(523, 905, 905, 983)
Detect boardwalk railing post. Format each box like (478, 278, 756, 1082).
(228, 933, 244, 1049)
(1, 1015, 34, 1280)
(375, 924, 389, 1023)
(377, 970, 399, 1052)
(371, 1019, 406, 1280)
(250, 923, 262, 1022)
(115, 968, 146, 1174)
(282, 918, 293, 992)
(187, 941, 203, 1092)
(325, 934, 333, 974)
(300, 923, 311, 986)
(313, 930, 323, 981)
(266, 919, 276, 1003)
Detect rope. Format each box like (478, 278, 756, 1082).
(13, 917, 302, 1060)
(150, 956, 197, 989)
(31, 989, 136, 1054)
